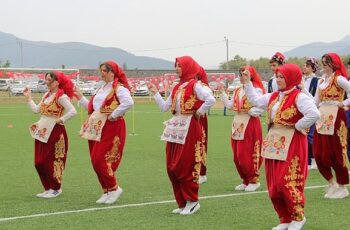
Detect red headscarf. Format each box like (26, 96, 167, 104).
(103, 60, 131, 91)
(275, 64, 302, 92)
(325, 53, 348, 79)
(243, 66, 265, 94)
(175, 56, 200, 83)
(197, 66, 209, 85)
(53, 71, 74, 99)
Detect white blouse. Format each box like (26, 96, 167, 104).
(28, 93, 77, 123)
(154, 82, 215, 115)
(314, 74, 350, 107)
(220, 86, 264, 117)
(244, 82, 320, 131)
(79, 82, 134, 118)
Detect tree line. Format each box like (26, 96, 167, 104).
(220, 54, 350, 71)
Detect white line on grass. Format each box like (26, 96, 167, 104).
(0, 184, 327, 222)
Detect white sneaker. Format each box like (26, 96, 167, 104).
(180, 201, 200, 215)
(272, 223, 290, 230)
(288, 217, 306, 230)
(96, 193, 109, 204)
(172, 207, 184, 214)
(36, 190, 49, 198)
(324, 183, 338, 198)
(42, 189, 62, 198)
(329, 187, 349, 199)
(244, 183, 260, 192)
(104, 187, 123, 204)
(235, 184, 247, 191)
(199, 175, 207, 184)
(310, 159, 318, 170)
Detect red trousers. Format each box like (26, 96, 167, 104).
(200, 115, 208, 176)
(34, 124, 68, 190)
(266, 131, 307, 223)
(88, 118, 126, 191)
(231, 116, 263, 184)
(313, 109, 349, 185)
(166, 117, 202, 208)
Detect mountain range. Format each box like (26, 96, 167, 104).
(0, 31, 173, 69)
(1, 31, 349, 69)
(285, 35, 350, 58)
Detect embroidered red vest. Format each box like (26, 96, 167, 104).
(170, 79, 204, 115)
(318, 75, 345, 102)
(88, 86, 120, 115)
(268, 88, 303, 127)
(232, 87, 252, 112)
(40, 93, 64, 117)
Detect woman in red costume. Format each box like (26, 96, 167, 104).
(313, 53, 350, 199)
(196, 66, 213, 184)
(148, 56, 215, 215)
(24, 71, 77, 198)
(241, 64, 320, 230)
(75, 61, 134, 204)
(219, 66, 264, 192)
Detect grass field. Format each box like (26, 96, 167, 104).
(0, 98, 349, 229)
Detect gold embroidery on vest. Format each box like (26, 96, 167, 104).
(280, 105, 297, 120)
(337, 120, 349, 168)
(40, 96, 64, 117)
(100, 87, 120, 114)
(267, 95, 279, 127)
(184, 95, 197, 110)
(170, 88, 183, 113)
(273, 96, 297, 127)
(105, 136, 121, 176)
(319, 76, 345, 102)
(284, 156, 304, 221)
(192, 141, 202, 183)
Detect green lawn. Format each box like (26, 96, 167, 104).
(0, 101, 349, 229)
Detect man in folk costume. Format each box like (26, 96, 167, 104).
(148, 56, 215, 215)
(241, 64, 320, 230)
(302, 58, 320, 170)
(268, 52, 286, 93)
(313, 53, 350, 199)
(24, 71, 77, 198)
(219, 66, 264, 192)
(75, 61, 134, 204)
(196, 66, 213, 184)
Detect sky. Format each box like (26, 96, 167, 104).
(0, 0, 349, 68)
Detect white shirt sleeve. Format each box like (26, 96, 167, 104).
(337, 76, 350, 106)
(154, 92, 172, 112)
(79, 96, 89, 110)
(244, 82, 271, 111)
(220, 92, 233, 109)
(27, 100, 41, 113)
(295, 93, 320, 131)
(110, 86, 134, 118)
(58, 95, 77, 123)
(194, 83, 215, 115)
